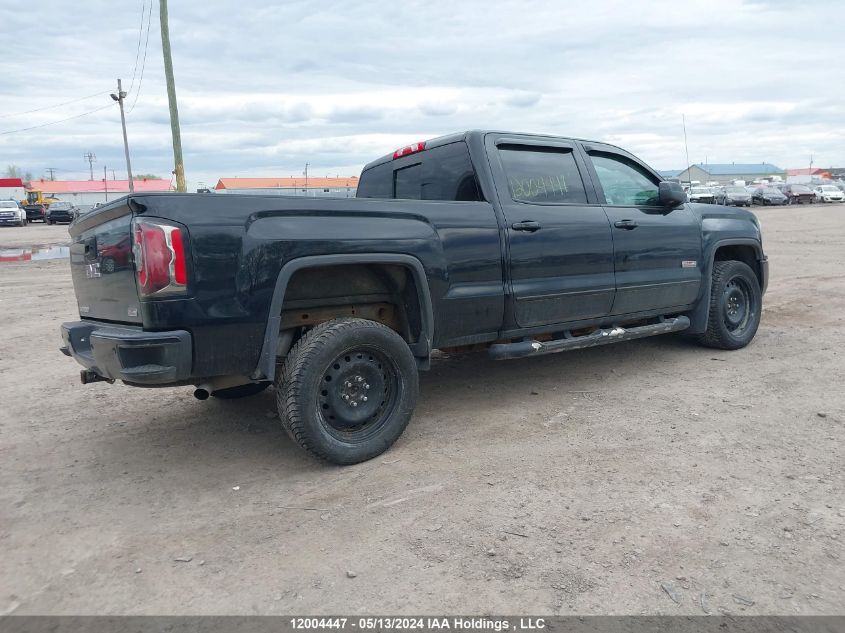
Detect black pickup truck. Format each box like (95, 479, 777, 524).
(61, 131, 768, 464)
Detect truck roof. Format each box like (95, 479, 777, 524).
(361, 130, 631, 172)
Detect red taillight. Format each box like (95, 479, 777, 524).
(170, 227, 187, 285)
(132, 219, 188, 296)
(392, 141, 426, 160)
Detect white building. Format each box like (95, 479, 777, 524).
(27, 178, 173, 209)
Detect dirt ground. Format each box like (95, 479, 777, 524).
(1, 206, 843, 616)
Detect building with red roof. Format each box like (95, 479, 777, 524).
(0, 178, 26, 203)
(214, 176, 359, 198)
(27, 178, 173, 208)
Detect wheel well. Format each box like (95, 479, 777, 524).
(713, 245, 761, 287)
(279, 263, 423, 349)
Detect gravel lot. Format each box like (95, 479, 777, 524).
(1, 205, 843, 615)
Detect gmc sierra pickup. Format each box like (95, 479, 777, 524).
(60, 130, 768, 464)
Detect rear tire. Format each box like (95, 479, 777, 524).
(211, 382, 270, 399)
(276, 317, 418, 465)
(699, 260, 761, 350)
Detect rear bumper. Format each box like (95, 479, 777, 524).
(60, 320, 192, 385)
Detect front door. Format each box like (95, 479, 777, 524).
(582, 148, 703, 315)
(488, 135, 616, 328)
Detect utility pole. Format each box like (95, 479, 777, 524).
(84, 152, 96, 180)
(682, 114, 691, 189)
(103, 166, 109, 202)
(160, 0, 186, 192)
(111, 79, 134, 193)
(45, 167, 57, 181)
(304, 163, 309, 195)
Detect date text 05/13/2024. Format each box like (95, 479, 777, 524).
(289, 618, 547, 631)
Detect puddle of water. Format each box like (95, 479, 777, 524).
(0, 244, 70, 263)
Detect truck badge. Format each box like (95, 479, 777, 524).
(86, 262, 101, 278)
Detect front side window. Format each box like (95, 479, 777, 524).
(589, 153, 659, 206)
(498, 146, 588, 204)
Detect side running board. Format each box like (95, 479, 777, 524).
(488, 316, 690, 361)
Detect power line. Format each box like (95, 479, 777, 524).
(127, 0, 147, 95)
(0, 91, 111, 120)
(127, 0, 153, 115)
(0, 103, 115, 136)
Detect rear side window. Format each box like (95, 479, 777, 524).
(498, 146, 588, 204)
(421, 142, 482, 201)
(357, 141, 482, 201)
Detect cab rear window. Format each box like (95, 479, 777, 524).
(357, 141, 482, 202)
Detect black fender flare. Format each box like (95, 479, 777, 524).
(687, 238, 766, 334)
(253, 253, 435, 381)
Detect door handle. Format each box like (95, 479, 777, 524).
(511, 221, 541, 232)
(614, 220, 638, 230)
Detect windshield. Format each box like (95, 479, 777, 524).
(726, 187, 746, 193)
(820, 186, 837, 192)
(690, 187, 710, 194)
(0, 201, 18, 208)
(50, 202, 71, 210)
(791, 185, 811, 193)
(762, 188, 781, 195)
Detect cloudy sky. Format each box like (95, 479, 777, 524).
(1, 0, 842, 189)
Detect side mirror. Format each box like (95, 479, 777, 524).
(659, 181, 687, 207)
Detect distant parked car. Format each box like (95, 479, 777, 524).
(813, 185, 844, 203)
(782, 184, 815, 205)
(688, 186, 715, 204)
(715, 186, 752, 207)
(752, 187, 787, 206)
(23, 203, 48, 222)
(0, 200, 27, 226)
(45, 201, 77, 224)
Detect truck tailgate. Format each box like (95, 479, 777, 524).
(69, 204, 141, 324)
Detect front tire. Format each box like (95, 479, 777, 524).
(276, 318, 418, 465)
(699, 260, 761, 350)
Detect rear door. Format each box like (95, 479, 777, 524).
(486, 134, 616, 328)
(69, 205, 141, 323)
(580, 145, 702, 316)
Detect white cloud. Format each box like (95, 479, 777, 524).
(0, 0, 843, 189)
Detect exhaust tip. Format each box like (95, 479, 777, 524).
(193, 387, 210, 400)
